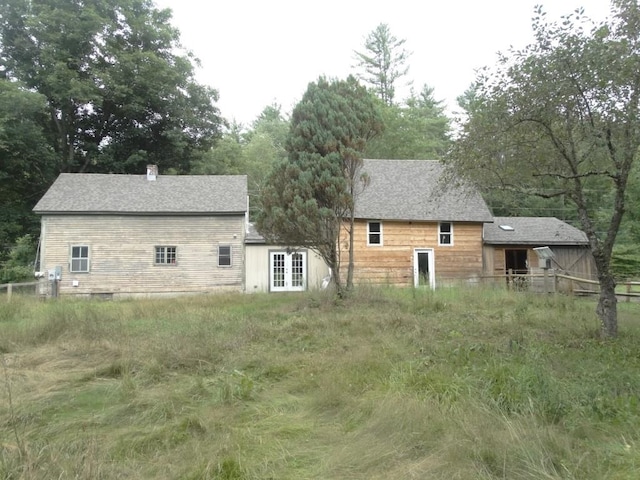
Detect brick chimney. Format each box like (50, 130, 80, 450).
(146, 164, 158, 181)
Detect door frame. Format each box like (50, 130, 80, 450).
(413, 248, 435, 289)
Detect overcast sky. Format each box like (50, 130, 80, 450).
(154, 0, 611, 126)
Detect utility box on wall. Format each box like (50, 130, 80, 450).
(539, 258, 552, 269)
(47, 266, 62, 281)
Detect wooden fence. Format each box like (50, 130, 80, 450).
(476, 271, 640, 301)
(0, 281, 41, 301)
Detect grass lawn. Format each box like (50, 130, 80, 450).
(1, 286, 639, 479)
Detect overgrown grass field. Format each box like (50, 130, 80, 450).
(1, 287, 639, 479)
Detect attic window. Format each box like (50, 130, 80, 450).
(499, 225, 515, 231)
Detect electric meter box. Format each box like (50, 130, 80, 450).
(48, 266, 62, 281)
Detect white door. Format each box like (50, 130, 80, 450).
(413, 248, 435, 289)
(270, 251, 307, 292)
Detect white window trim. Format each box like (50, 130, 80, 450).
(367, 221, 383, 246)
(438, 222, 453, 246)
(155, 246, 177, 266)
(70, 245, 90, 273)
(218, 245, 232, 267)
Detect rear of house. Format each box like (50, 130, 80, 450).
(345, 160, 494, 288)
(33, 169, 247, 298)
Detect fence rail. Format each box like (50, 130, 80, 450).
(0, 281, 40, 301)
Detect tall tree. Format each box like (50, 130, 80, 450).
(448, 1, 640, 338)
(354, 23, 411, 106)
(0, 79, 57, 259)
(365, 84, 451, 159)
(0, 0, 222, 175)
(257, 76, 383, 296)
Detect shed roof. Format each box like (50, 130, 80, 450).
(354, 159, 493, 222)
(483, 217, 588, 245)
(33, 173, 247, 215)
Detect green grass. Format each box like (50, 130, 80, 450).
(1, 287, 639, 479)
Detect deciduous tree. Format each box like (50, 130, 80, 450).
(0, 79, 56, 258)
(448, 1, 640, 338)
(0, 0, 222, 175)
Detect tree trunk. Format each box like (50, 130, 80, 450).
(333, 263, 345, 298)
(597, 273, 618, 338)
(346, 217, 355, 290)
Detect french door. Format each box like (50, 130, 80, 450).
(270, 251, 307, 292)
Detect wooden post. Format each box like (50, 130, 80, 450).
(627, 282, 631, 303)
(6, 283, 12, 302)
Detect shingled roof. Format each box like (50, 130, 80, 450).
(484, 217, 588, 245)
(355, 159, 493, 222)
(33, 173, 247, 215)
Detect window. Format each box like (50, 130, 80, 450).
(155, 246, 176, 265)
(439, 222, 453, 245)
(218, 245, 232, 267)
(367, 221, 382, 246)
(70, 245, 89, 272)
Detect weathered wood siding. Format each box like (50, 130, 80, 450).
(245, 245, 329, 293)
(39, 215, 245, 297)
(343, 220, 485, 286)
(484, 245, 595, 280)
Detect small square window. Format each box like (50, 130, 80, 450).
(155, 246, 177, 265)
(368, 221, 382, 246)
(439, 222, 453, 246)
(218, 245, 232, 267)
(70, 245, 89, 272)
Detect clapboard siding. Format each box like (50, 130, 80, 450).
(40, 214, 245, 296)
(344, 220, 484, 286)
(244, 245, 329, 293)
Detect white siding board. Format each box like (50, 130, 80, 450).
(41, 215, 245, 296)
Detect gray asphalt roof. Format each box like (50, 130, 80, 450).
(355, 159, 493, 222)
(484, 217, 589, 245)
(33, 173, 247, 214)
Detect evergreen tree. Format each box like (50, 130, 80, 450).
(354, 23, 411, 106)
(257, 77, 383, 295)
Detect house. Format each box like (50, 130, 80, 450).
(33, 167, 247, 298)
(483, 216, 595, 285)
(344, 159, 494, 288)
(244, 223, 330, 293)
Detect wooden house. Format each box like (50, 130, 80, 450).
(33, 167, 247, 298)
(345, 159, 494, 288)
(483, 216, 595, 288)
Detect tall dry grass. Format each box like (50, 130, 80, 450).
(1, 287, 639, 479)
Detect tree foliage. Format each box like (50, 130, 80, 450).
(0, 0, 222, 175)
(192, 104, 289, 219)
(257, 77, 383, 295)
(448, 1, 640, 338)
(365, 85, 450, 159)
(354, 23, 411, 106)
(0, 79, 56, 258)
